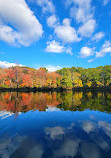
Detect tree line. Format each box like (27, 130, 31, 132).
(56, 65, 111, 88)
(0, 65, 111, 89)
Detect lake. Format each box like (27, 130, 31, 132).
(0, 91, 111, 158)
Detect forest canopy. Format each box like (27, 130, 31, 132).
(0, 65, 111, 89)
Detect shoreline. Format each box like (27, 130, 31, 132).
(0, 86, 111, 92)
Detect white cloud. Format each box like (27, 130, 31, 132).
(0, 0, 43, 46)
(45, 40, 73, 55)
(96, 41, 111, 57)
(0, 61, 23, 68)
(88, 58, 94, 63)
(55, 18, 81, 43)
(36, 0, 55, 13)
(65, 0, 96, 41)
(45, 40, 65, 53)
(96, 48, 111, 57)
(92, 32, 105, 42)
(66, 0, 94, 24)
(79, 47, 94, 58)
(102, 41, 111, 48)
(78, 19, 96, 37)
(46, 65, 61, 72)
(66, 47, 73, 55)
(103, 0, 110, 5)
(0, 25, 18, 45)
(62, 18, 70, 26)
(47, 15, 59, 28)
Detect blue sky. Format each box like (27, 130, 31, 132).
(0, 0, 111, 71)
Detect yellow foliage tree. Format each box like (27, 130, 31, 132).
(71, 72, 83, 87)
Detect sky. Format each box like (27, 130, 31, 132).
(0, 0, 111, 71)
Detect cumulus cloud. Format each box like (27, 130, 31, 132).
(45, 40, 73, 55)
(45, 40, 65, 53)
(0, 0, 43, 46)
(46, 65, 62, 72)
(78, 19, 96, 37)
(46, 16, 82, 46)
(79, 47, 94, 58)
(0, 25, 18, 45)
(0, 61, 23, 68)
(96, 41, 111, 57)
(46, 14, 59, 28)
(66, 0, 94, 24)
(80, 41, 111, 58)
(102, 40, 111, 48)
(36, 0, 55, 13)
(92, 32, 105, 42)
(65, 0, 96, 39)
(55, 18, 81, 43)
(66, 47, 73, 55)
(96, 47, 111, 57)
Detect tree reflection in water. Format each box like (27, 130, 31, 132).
(0, 91, 111, 114)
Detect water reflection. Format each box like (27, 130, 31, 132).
(0, 92, 62, 115)
(0, 91, 111, 114)
(0, 91, 111, 158)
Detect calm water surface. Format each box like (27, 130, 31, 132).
(0, 91, 111, 158)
